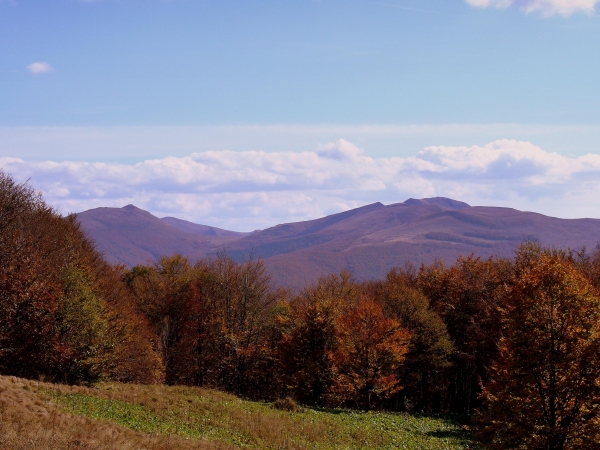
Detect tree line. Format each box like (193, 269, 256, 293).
(3, 170, 600, 449)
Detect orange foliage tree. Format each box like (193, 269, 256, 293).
(330, 297, 411, 410)
(130, 254, 280, 396)
(0, 173, 62, 377)
(475, 254, 600, 449)
(126, 255, 193, 384)
(276, 272, 357, 405)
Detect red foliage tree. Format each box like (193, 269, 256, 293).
(330, 297, 411, 410)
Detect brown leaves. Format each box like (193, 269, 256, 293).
(276, 280, 342, 405)
(0, 171, 162, 384)
(330, 298, 410, 410)
(475, 254, 600, 449)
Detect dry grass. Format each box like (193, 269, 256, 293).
(40, 382, 337, 449)
(0, 376, 231, 450)
(0, 375, 475, 449)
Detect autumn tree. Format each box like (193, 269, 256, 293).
(276, 272, 357, 405)
(96, 263, 163, 384)
(1, 171, 162, 383)
(475, 254, 600, 449)
(364, 270, 453, 412)
(0, 172, 75, 378)
(565, 244, 600, 292)
(168, 265, 220, 388)
(142, 253, 279, 397)
(126, 255, 193, 384)
(194, 255, 276, 396)
(417, 255, 502, 413)
(329, 297, 410, 410)
(588, 246, 600, 290)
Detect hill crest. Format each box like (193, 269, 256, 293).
(77, 198, 600, 289)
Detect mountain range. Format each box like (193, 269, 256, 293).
(77, 198, 600, 289)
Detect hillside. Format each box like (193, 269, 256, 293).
(0, 375, 475, 449)
(77, 198, 600, 289)
(76, 205, 244, 267)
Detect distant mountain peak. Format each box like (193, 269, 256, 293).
(403, 197, 470, 210)
(78, 200, 600, 290)
(120, 204, 150, 214)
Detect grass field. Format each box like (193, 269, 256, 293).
(0, 375, 478, 449)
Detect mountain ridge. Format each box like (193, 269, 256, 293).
(77, 198, 600, 289)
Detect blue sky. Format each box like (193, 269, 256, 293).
(1, 0, 600, 230)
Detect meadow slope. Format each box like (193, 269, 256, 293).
(0, 376, 477, 449)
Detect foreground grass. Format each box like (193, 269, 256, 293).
(0, 375, 478, 449)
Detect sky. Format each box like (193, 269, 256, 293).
(1, 0, 599, 231)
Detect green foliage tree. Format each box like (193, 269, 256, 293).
(55, 265, 113, 382)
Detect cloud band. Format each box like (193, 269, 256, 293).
(2, 139, 600, 231)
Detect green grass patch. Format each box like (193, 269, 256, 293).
(43, 384, 478, 449)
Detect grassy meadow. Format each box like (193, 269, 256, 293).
(0, 375, 477, 449)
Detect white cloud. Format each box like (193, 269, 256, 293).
(464, 0, 598, 16)
(317, 139, 364, 160)
(26, 62, 54, 75)
(466, 0, 513, 7)
(2, 139, 600, 231)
